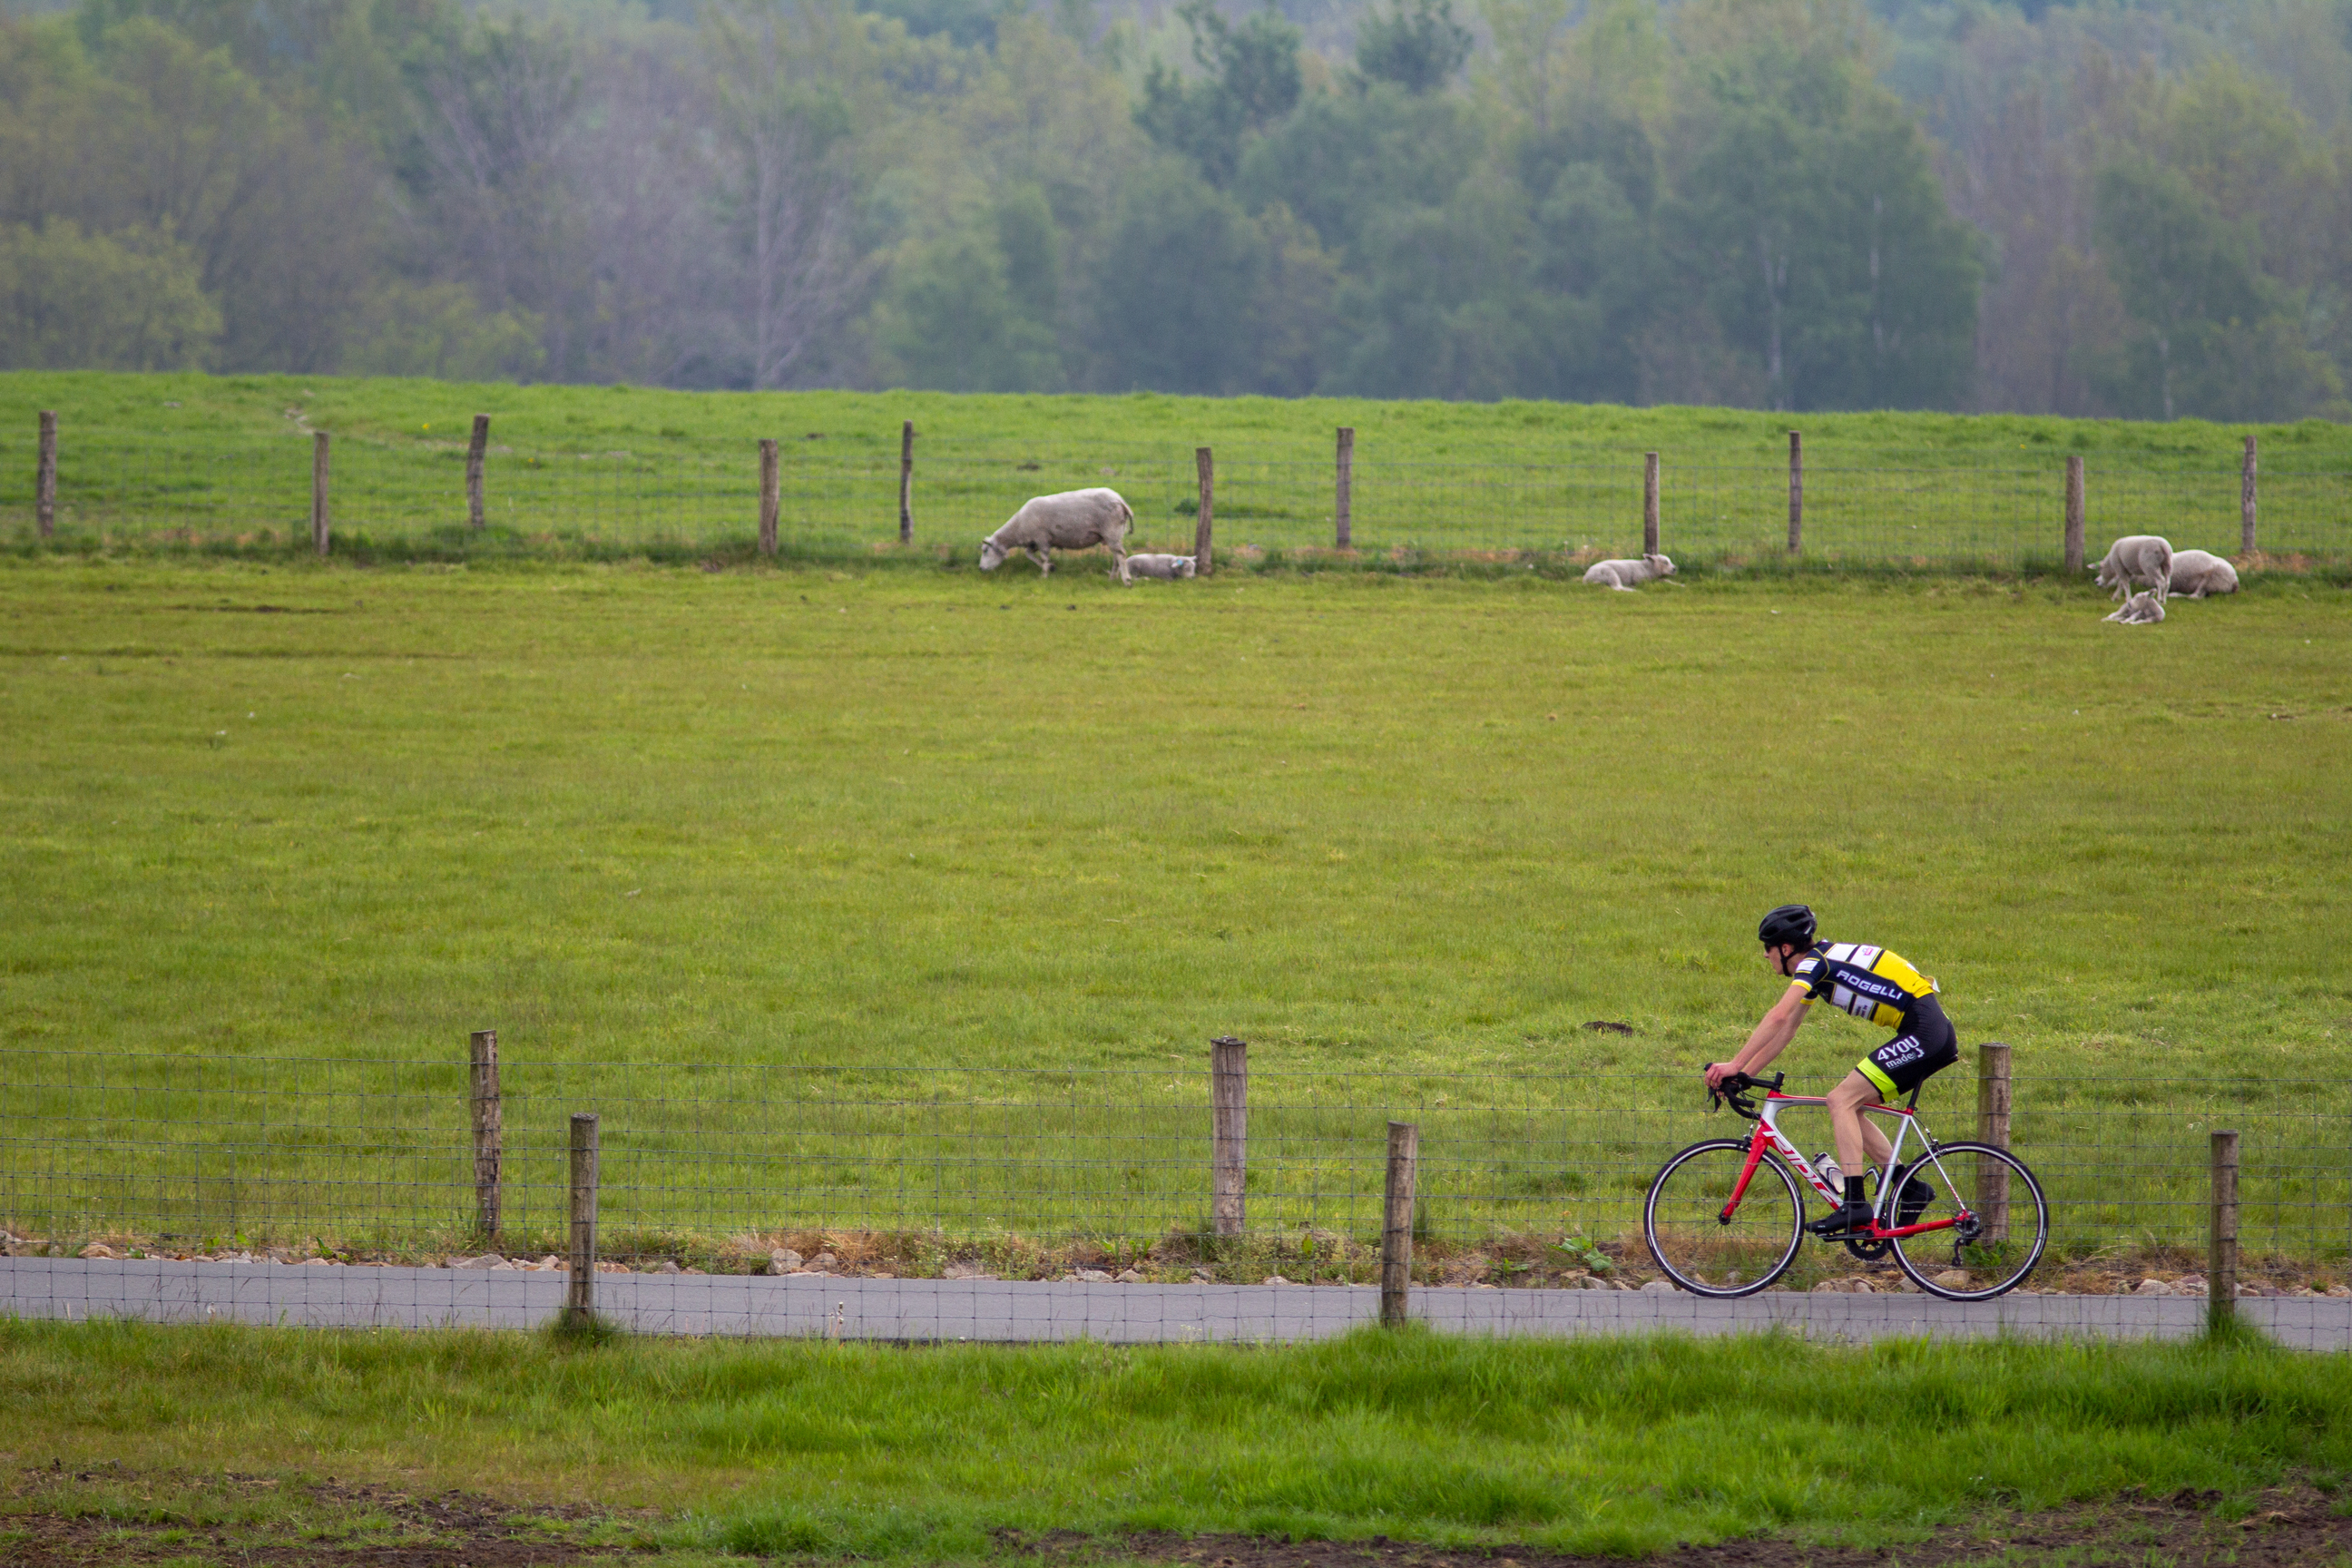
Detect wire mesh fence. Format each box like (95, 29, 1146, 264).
(4, 422, 2344, 566)
(4, 1045, 2348, 1345)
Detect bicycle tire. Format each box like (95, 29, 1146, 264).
(1644, 1139, 1804, 1298)
(1886, 1142, 2049, 1300)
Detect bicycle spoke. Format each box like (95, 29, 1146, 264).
(1645, 1141, 1802, 1297)
(1890, 1142, 2049, 1299)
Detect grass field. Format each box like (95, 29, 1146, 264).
(5, 373, 2349, 562)
(3, 1320, 2347, 1560)
(2, 557, 2347, 1264)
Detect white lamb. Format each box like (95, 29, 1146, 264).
(2092, 534, 2172, 602)
(979, 488, 1132, 578)
(2104, 591, 2166, 625)
(1119, 553, 1196, 583)
(2166, 549, 2239, 598)
(1582, 554, 1676, 591)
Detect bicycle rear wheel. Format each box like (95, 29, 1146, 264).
(1644, 1139, 1803, 1298)
(1888, 1142, 2049, 1300)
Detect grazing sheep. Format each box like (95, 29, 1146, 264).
(2104, 591, 2166, 624)
(979, 488, 1133, 578)
(2166, 548, 2239, 598)
(1119, 553, 1196, 583)
(2092, 534, 2173, 602)
(1582, 554, 1677, 591)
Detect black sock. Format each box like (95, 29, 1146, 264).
(1843, 1176, 1868, 1209)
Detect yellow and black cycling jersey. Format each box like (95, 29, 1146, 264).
(1788, 942, 1937, 1030)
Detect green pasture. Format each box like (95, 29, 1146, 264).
(4, 1320, 2348, 1559)
(1, 560, 2347, 1260)
(3, 373, 2347, 563)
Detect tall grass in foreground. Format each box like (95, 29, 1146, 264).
(2, 1319, 2347, 1555)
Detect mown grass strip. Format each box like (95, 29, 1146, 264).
(2, 564, 2347, 1263)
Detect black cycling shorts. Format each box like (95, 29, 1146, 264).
(1855, 994, 1958, 1099)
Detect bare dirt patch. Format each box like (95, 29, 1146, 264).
(0, 1466, 658, 1565)
(1052, 1486, 2352, 1568)
(11, 1471, 2352, 1565)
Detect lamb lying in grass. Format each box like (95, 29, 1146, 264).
(1582, 554, 1675, 591)
(2104, 591, 2166, 624)
(1119, 553, 1195, 582)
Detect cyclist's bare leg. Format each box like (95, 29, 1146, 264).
(1827, 1071, 1895, 1175)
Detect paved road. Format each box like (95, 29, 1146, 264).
(7, 1258, 2347, 1347)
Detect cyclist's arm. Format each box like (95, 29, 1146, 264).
(1708, 983, 1809, 1084)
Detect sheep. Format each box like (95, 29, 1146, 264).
(2166, 548, 2239, 599)
(1582, 554, 1676, 591)
(2092, 534, 2172, 602)
(1119, 553, 1195, 583)
(979, 488, 1132, 578)
(2104, 591, 2166, 624)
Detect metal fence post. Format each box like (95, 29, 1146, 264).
(1787, 431, 1802, 554)
(310, 432, 331, 557)
(469, 1029, 502, 1242)
(759, 438, 780, 557)
(897, 420, 914, 544)
(466, 415, 490, 531)
(1380, 1121, 1417, 1327)
(2240, 435, 2258, 556)
(1642, 452, 1660, 556)
(1194, 446, 1215, 573)
(566, 1112, 599, 1327)
(36, 411, 56, 539)
(2210, 1130, 2238, 1331)
(1335, 426, 1353, 550)
(1975, 1042, 2011, 1241)
(1210, 1036, 1248, 1237)
(2063, 455, 2084, 573)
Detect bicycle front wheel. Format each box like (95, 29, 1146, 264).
(1644, 1139, 1803, 1298)
(1888, 1142, 2049, 1300)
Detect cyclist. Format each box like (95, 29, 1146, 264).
(1702, 905, 1955, 1237)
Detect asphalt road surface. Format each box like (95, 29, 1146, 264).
(5, 1257, 2347, 1347)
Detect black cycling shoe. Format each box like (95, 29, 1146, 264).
(1807, 1200, 1877, 1237)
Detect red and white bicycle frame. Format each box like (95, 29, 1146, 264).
(1723, 1091, 1972, 1240)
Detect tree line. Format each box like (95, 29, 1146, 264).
(1, 0, 2347, 419)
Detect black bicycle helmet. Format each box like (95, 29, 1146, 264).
(1757, 904, 1818, 948)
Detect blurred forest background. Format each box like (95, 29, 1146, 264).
(2, 0, 2347, 419)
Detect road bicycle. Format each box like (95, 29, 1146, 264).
(1642, 1070, 2049, 1300)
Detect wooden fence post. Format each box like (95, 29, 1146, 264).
(1210, 1036, 1248, 1237)
(466, 415, 490, 531)
(1380, 1121, 1418, 1327)
(759, 438, 780, 557)
(1335, 426, 1354, 550)
(897, 421, 914, 544)
(1975, 1042, 2011, 1241)
(36, 411, 56, 539)
(2210, 1130, 2239, 1332)
(2063, 455, 2084, 573)
(1642, 452, 1660, 556)
(311, 432, 331, 557)
(1787, 431, 1802, 554)
(1194, 446, 1215, 573)
(566, 1112, 599, 1327)
(470, 1030, 502, 1242)
(2240, 435, 2258, 556)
